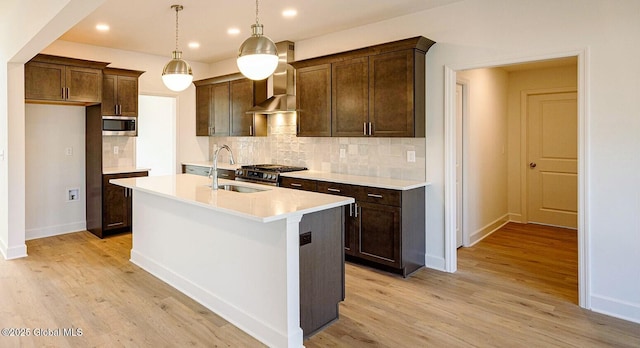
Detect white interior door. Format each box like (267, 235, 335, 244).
(137, 95, 176, 176)
(527, 92, 577, 228)
(456, 83, 464, 247)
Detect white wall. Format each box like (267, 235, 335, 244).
(25, 104, 86, 239)
(457, 68, 509, 245)
(137, 95, 177, 176)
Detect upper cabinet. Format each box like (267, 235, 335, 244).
(102, 68, 144, 116)
(25, 54, 109, 105)
(291, 36, 435, 138)
(194, 74, 267, 137)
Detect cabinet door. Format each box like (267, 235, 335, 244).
(345, 205, 358, 256)
(24, 62, 65, 101)
(66, 66, 102, 103)
(296, 64, 332, 137)
(102, 74, 118, 115)
(368, 50, 415, 137)
(357, 202, 401, 268)
(230, 79, 254, 136)
(115, 75, 138, 116)
(212, 82, 231, 136)
(195, 85, 212, 136)
(103, 177, 129, 231)
(332, 57, 369, 137)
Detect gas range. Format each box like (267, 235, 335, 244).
(235, 164, 307, 186)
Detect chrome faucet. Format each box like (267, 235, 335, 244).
(209, 145, 235, 190)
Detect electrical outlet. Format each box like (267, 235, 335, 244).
(113, 146, 119, 155)
(407, 150, 416, 163)
(65, 147, 73, 156)
(339, 148, 346, 158)
(67, 188, 79, 201)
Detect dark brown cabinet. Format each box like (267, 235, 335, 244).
(102, 172, 148, 233)
(296, 64, 332, 137)
(291, 36, 434, 138)
(25, 54, 108, 105)
(287, 177, 425, 276)
(194, 74, 267, 137)
(280, 177, 318, 192)
(101, 68, 144, 116)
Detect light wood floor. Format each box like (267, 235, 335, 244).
(1, 223, 638, 347)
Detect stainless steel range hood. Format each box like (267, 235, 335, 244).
(248, 41, 296, 114)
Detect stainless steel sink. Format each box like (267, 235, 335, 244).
(220, 184, 268, 193)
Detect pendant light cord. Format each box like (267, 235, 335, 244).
(175, 6, 179, 51)
(255, 0, 260, 25)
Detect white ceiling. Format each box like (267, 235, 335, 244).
(60, 0, 463, 64)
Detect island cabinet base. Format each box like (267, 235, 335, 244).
(128, 190, 345, 348)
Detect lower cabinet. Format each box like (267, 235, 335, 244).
(283, 177, 426, 277)
(87, 171, 148, 238)
(181, 164, 235, 180)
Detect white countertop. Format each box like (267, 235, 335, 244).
(182, 161, 240, 171)
(182, 162, 429, 190)
(103, 167, 151, 175)
(281, 170, 429, 191)
(111, 174, 354, 223)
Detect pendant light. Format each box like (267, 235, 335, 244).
(162, 4, 193, 92)
(237, 0, 278, 80)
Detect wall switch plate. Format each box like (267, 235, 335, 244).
(407, 150, 416, 162)
(339, 148, 346, 158)
(113, 146, 119, 155)
(65, 147, 73, 156)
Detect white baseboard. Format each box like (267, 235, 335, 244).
(0, 238, 27, 260)
(467, 213, 510, 247)
(591, 294, 640, 324)
(508, 213, 523, 223)
(426, 254, 446, 272)
(25, 221, 87, 241)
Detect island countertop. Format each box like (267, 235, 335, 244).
(111, 173, 354, 223)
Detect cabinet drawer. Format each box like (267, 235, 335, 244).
(316, 181, 359, 198)
(183, 165, 210, 176)
(359, 186, 401, 207)
(280, 177, 317, 192)
(218, 169, 235, 180)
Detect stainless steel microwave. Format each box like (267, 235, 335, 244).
(102, 116, 137, 136)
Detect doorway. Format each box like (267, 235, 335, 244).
(444, 52, 588, 308)
(136, 95, 177, 176)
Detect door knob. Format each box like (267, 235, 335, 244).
(529, 162, 537, 168)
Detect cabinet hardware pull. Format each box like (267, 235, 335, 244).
(66, 88, 69, 99)
(327, 188, 341, 193)
(61, 88, 65, 99)
(349, 203, 353, 217)
(220, 173, 229, 177)
(367, 193, 383, 198)
(355, 203, 359, 218)
(290, 183, 302, 187)
(369, 122, 373, 136)
(107, 222, 124, 227)
(250, 125, 253, 136)
(363, 122, 367, 135)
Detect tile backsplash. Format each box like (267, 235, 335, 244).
(102, 136, 136, 168)
(210, 113, 426, 181)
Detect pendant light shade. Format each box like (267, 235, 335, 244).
(237, 0, 278, 80)
(162, 5, 193, 92)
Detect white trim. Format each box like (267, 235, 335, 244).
(0, 238, 27, 260)
(25, 221, 87, 241)
(443, 48, 590, 310)
(467, 214, 510, 247)
(591, 294, 640, 325)
(425, 254, 446, 272)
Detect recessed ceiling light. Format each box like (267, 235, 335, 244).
(227, 28, 240, 35)
(282, 9, 297, 17)
(188, 42, 200, 49)
(96, 23, 110, 31)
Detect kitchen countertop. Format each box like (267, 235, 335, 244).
(182, 162, 429, 190)
(182, 161, 240, 171)
(281, 170, 429, 191)
(111, 174, 354, 223)
(103, 167, 151, 175)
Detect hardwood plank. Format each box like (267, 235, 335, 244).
(0, 224, 638, 347)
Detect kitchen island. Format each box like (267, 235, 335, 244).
(110, 174, 354, 348)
